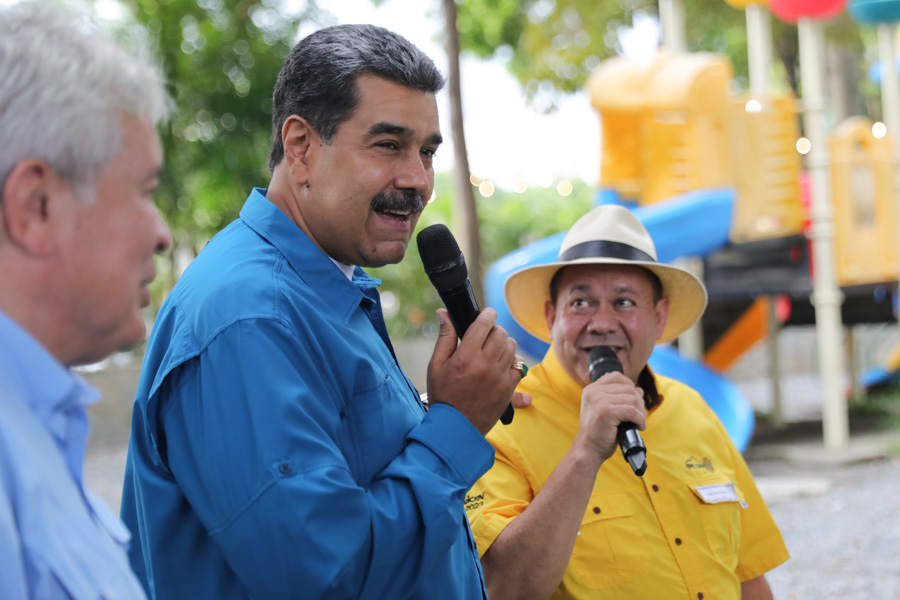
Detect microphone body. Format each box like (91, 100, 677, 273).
(587, 346, 647, 476)
(416, 224, 515, 425)
(435, 279, 480, 339)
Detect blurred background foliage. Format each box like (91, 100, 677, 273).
(120, 0, 320, 285)
(106, 0, 882, 337)
(369, 173, 592, 337)
(454, 0, 872, 113)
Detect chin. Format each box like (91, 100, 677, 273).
(362, 246, 408, 267)
(113, 315, 148, 353)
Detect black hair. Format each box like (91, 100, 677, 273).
(267, 24, 445, 172)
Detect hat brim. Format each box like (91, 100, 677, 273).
(504, 257, 708, 345)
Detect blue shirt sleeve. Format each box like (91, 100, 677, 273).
(158, 317, 493, 598)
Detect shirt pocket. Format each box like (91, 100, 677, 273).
(571, 492, 650, 589)
(344, 366, 420, 485)
(689, 474, 746, 569)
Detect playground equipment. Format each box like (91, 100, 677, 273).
(485, 0, 900, 451)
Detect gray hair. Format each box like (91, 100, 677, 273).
(268, 24, 445, 172)
(0, 0, 171, 199)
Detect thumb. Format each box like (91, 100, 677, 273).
(431, 308, 458, 364)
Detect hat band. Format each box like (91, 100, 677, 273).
(559, 240, 655, 263)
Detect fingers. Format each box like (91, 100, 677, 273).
(511, 391, 532, 409)
(457, 308, 497, 352)
(430, 308, 458, 367)
(584, 373, 647, 427)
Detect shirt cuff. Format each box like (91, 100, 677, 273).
(409, 403, 495, 486)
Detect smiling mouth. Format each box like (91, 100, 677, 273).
(585, 345, 625, 358)
(375, 206, 415, 222)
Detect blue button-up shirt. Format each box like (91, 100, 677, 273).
(122, 189, 493, 599)
(0, 310, 146, 599)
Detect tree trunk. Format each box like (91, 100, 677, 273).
(442, 0, 484, 305)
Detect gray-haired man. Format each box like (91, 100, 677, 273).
(0, 1, 172, 598)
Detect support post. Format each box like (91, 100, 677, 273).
(798, 17, 849, 450)
(746, 3, 773, 94)
(659, 0, 686, 52)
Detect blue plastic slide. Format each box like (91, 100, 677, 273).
(485, 187, 756, 451)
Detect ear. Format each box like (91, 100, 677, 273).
(1, 160, 71, 256)
(544, 300, 557, 335)
(281, 115, 317, 186)
(655, 296, 670, 340)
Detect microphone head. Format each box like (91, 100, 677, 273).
(417, 224, 469, 292)
(588, 346, 623, 382)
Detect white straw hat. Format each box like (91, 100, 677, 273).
(504, 204, 708, 344)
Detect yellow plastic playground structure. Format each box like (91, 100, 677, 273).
(585, 50, 898, 373)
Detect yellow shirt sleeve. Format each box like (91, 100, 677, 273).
(466, 425, 534, 558)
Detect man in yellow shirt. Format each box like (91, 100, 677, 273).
(466, 204, 788, 600)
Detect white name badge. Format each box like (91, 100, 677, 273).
(694, 482, 744, 506)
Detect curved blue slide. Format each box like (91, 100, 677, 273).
(485, 187, 756, 451)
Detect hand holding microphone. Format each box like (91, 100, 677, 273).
(417, 224, 518, 429)
(587, 346, 647, 476)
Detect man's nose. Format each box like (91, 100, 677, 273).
(394, 151, 430, 195)
(586, 304, 618, 334)
(153, 208, 172, 255)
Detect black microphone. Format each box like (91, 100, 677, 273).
(587, 346, 647, 476)
(417, 224, 515, 425)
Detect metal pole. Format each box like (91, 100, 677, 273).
(675, 257, 704, 360)
(659, 0, 686, 52)
(877, 23, 900, 328)
(746, 3, 773, 94)
(746, 3, 785, 427)
(767, 298, 785, 428)
(798, 17, 849, 450)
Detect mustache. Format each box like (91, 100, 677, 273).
(371, 190, 424, 213)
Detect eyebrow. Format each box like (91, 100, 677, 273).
(367, 122, 443, 146)
(567, 283, 639, 296)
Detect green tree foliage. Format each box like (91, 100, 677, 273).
(454, 0, 870, 108)
(121, 0, 319, 263)
(371, 172, 593, 338)
(457, 0, 653, 105)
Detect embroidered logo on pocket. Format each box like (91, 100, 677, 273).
(684, 455, 714, 472)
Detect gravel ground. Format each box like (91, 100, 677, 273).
(750, 457, 900, 600)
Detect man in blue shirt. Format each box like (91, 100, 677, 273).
(0, 1, 173, 598)
(121, 24, 522, 599)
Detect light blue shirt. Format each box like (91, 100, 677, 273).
(0, 310, 145, 599)
(122, 188, 493, 599)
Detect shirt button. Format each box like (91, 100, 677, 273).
(652, 484, 659, 492)
(697, 593, 704, 599)
(592, 506, 601, 514)
(279, 462, 292, 474)
(675, 537, 682, 545)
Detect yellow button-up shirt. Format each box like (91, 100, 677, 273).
(467, 348, 789, 599)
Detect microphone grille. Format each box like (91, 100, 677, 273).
(417, 224, 469, 291)
(588, 346, 622, 381)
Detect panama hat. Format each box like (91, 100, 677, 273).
(504, 204, 708, 344)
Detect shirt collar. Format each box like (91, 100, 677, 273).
(239, 188, 382, 316)
(329, 258, 357, 281)
(0, 308, 99, 484)
(0, 309, 100, 417)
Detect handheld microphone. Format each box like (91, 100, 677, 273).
(587, 346, 647, 476)
(417, 224, 514, 425)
